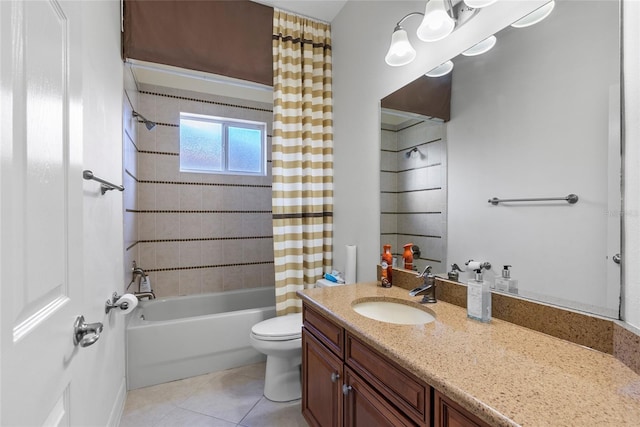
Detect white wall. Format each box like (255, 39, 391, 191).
(447, 0, 619, 316)
(331, 1, 545, 281)
(623, 0, 640, 328)
(76, 1, 127, 425)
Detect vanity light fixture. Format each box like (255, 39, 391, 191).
(385, 0, 481, 67)
(461, 35, 497, 56)
(416, 0, 455, 42)
(463, 0, 497, 8)
(384, 14, 421, 67)
(511, 0, 555, 28)
(425, 60, 454, 77)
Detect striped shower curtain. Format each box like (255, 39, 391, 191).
(272, 10, 334, 315)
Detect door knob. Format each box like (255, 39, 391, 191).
(331, 372, 340, 383)
(73, 315, 103, 348)
(342, 384, 352, 396)
(613, 253, 621, 264)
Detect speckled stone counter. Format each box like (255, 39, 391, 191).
(298, 282, 640, 426)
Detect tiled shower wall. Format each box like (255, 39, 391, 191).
(125, 84, 275, 298)
(123, 66, 139, 281)
(380, 120, 447, 273)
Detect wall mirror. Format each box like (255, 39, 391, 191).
(380, 0, 621, 318)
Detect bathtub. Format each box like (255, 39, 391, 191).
(126, 287, 276, 390)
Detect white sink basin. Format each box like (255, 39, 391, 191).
(352, 300, 435, 325)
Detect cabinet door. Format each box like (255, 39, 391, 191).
(434, 391, 490, 427)
(343, 368, 416, 427)
(302, 328, 343, 427)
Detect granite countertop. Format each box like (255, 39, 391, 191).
(298, 282, 640, 426)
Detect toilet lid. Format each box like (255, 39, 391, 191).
(251, 313, 302, 341)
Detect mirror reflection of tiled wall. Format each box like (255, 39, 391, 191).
(124, 83, 275, 298)
(380, 118, 447, 274)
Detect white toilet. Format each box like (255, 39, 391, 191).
(250, 279, 344, 402)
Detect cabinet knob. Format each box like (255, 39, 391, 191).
(331, 372, 340, 383)
(342, 384, 352, 396)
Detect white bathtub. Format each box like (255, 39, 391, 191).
(126, 287, 276, 390)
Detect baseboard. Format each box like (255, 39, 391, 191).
(107, 377, 127, 427)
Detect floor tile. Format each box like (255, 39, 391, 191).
(120, 363, 308, 427)
(154, 407, 237, 427)
(177, 368, 265, 423)
(239, 397, 306, 427)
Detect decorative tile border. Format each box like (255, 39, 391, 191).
(147, 260, 273, 273)
(140, 90, 273, 113)
(136, 180, 271, 188)
(138, 236, 273, 244)
(126, 209, 272, 214)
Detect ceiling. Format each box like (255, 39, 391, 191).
(252, 0, 348, 22)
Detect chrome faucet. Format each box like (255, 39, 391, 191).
(127, 261, 155, 299)
(408, 265, 437, 303)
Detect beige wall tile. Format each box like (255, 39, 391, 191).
(138, 183, 156, 211)
(138, 213, 156, 240)
(223, 266, 244, 290)
(155, 154, 180, 182)
(179, 241, 201, 268)
(156, 213, 180, 239)
(139, 242, 157, 270)
(155, 126, 180, 154)
(138, 152, 157, 180)
(242, 264, 262, 289)
(223, 240, 243, 265)
(179, 213, 202, 239)
(180, 185, 202, 210)
(156, 184, 180, 210)
(202, 267, 223, 294)
(179, 269, 202, 295)
(201, 240, 224, 265)
(202, 186, 224, 210)
(154, 271, 179, 298)
(156, 241, 179, 268)
(201, 213, 225, 238)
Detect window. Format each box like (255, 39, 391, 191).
(179, 113, 266, 175)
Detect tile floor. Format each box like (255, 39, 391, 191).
(119, 362, 308, 427)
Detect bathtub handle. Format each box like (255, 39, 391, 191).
(331, 372, 340, 383)
(73, 315, 103, 348)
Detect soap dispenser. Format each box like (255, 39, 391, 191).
(381, 244, 393, 288)
(467, 269, 491, 322)
(495, 265, 518, 294)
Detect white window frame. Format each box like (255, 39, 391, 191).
(179, 112, 267, 176)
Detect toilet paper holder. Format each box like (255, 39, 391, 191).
(105, 292, 132, 314)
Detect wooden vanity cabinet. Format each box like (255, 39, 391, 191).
(302, 328, 343, 427)
(302, 302, 486, 427)
(434, 391, 491, 427)
(302, 304, 426, 427)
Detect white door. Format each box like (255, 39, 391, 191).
(1, 1, 91, 425)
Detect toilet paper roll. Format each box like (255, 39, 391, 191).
(345, 245, 357, 284)
(466, 261, 482, 271)
(118, 293, 138, 314)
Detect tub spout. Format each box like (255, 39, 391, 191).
(134, 291, 155, 301)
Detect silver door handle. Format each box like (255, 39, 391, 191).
(331, 372, 340, 383)
(73, 315, 103, 348)
(342, 384, 352, 396)
(613, 254, 621, 264)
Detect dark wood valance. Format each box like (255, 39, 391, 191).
(381, 74, 452, 122)
(123, 0, 274, 86)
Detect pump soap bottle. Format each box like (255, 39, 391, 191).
(381, 244, 393, 288)
(495, 265, 518, 294)
(467, 269, 491, 322)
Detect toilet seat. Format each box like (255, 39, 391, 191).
(251, 313, 302, 341)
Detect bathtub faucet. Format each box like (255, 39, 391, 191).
(128, 261, 154, 299)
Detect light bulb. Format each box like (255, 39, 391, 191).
(385, 27, 417, 66)
(425, 60, 454, 77)
(461, 35, 497, 56)
(511, 1, 555, 28)
(417, 0, 455, 42)
(464, 0, 498, 8)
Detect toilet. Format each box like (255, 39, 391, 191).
(249, 279, 345, 402)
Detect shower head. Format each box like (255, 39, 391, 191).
(405, 147, 419, 158)
(132, 111, 156, 130)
